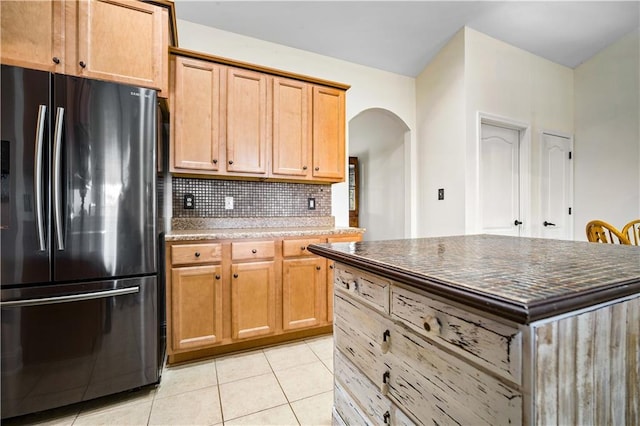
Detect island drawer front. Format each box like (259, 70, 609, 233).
(231, 240, 275, 260)
(334, 293, 390, 384)
(283, 238, 324, 258)
(387, 320, 523, 426)
(391, 284, 522, 384)
(171, 243, 222, 265)
(335, 351, 415, 426)
(334, 265, 390, 313)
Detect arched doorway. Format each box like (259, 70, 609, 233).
(349, 108, 410, 241)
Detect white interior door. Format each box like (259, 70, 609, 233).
(480, 123, 521, 236)
(540, 132, 573, 240)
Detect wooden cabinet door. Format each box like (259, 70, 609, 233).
(231, 261, 276, 339)
(225, 67, 269, 174)
(312, 86, 345, 181)
(73, 0, 167, 90)
(171, 265, 223, 351)
(171, 56, 222, 172)
(0, 0, 64, 72)
(272, 77, 312, 178)
(282, 257, 326, 330)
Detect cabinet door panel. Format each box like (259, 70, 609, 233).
(0, 0, 64, 72)
(282, 258, 326, 330)
(272, 77, 311, 178)
(231, 261, 276, 339)
(312, 86, 345, 181)
(171, 265, 222, 351)
(226, 67, 268, 174)
(172, 56, 221, 171)
(75, 0, 165, 90)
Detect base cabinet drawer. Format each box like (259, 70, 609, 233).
(334, 265, 390, 313)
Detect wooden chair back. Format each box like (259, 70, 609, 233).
(585, 220, 630, 244)
(622, 219, 640, 245)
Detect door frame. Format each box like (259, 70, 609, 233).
(476, 112, 531, 236)
(538, 129, 574, 240)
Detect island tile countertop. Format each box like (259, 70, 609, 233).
(307, 234, 640, 324)
(165, 226, 365, 242)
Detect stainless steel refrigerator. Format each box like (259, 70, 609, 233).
(1, 65, 162, 419)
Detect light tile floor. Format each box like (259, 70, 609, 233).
(5, 335, 335, 426)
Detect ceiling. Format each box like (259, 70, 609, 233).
(174, 1, 639, 77)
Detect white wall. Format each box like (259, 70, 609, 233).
(349, 109, 409, 241)
(177, 20, 417, 229)
(464, 28, 574, 236)
(574, 28, 640, 239)
(415, 29, 466, 237)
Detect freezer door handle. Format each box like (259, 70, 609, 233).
(0, 286, 140, 308)
(53, 106, 65, 251)
(34, 104, 47, 251)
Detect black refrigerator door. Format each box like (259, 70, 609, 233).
(1, 65, 51, 287)
(1, 276, 159, 419)
(52, 76, 157, 282)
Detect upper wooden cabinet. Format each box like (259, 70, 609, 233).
(0, 1, 65, 73)
(312, 86, 346, 181)
(169, 48, 349, 183)
(272, 77, 312, 179)
(171, 56, 222, 172)
(225, 67, 269, 175)
(0, 0, 169, 93)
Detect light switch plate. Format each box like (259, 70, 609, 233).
(225, 196, 234, 210)
(308, 198, 316, 210)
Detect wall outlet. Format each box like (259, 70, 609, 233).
(438, 188, 444, 200)
(184, 193, 195, 209)
(225, 196, 234, 210)
(308, 198, 316, 210)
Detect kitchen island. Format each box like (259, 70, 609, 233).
(308, 234, 640, 426)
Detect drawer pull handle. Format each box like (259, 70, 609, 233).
(233, 273, 238, 278)
(215, 274, 221, 280)
(251, 249, 257, 254)
(301, 246, 306, 251)
(194, 252, 201, 258)
(381, 329, 390, 354)
(423, 315, 441, 334)
(383, 411, 390, 425)
(380, 371, 390, 395)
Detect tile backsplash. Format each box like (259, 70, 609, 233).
(172, 177, 332, 218)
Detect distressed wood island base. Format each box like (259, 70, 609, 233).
(308, 235, 640, 426)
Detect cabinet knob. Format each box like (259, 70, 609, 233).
(79, 61, 87, 68)
(194, 251, 200, 258)
(52, 57, 60, 64)
(314, 167, 320, 171)
(380, 329, 390, 354)
(329, 264, 334, 270)
(215, 274, 221, 280)
(316, 265, 321, 271)
(380, 371, 390, 395)
(301, 246, 306, 251)
(251, 249, 257, 254)
(233, 273, 238, 278)
(228, 160, 234, 165)
(302, 166, 308, 170)
(423, 315, 441, 334)
(212, 159, 218, 164)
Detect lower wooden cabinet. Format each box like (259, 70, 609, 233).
(231, 260, 276, 339)
(171, 265, 223, 351)
(165, 232, 362, 362)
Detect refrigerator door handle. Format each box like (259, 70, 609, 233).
(53, 106, 65, 251)
(0, 286, 140, 308)
(34, 104, 47, 251)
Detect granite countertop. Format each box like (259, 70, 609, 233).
(307, 234, 640, 324)
(165, 226, 365, 242)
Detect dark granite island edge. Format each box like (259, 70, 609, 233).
(308, 234, 640, 324)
